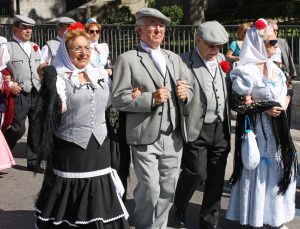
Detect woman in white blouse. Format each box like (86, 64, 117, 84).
(34, 24, 129, 229)
(226, 19, 297, 229)
(85, 20, 112, 81)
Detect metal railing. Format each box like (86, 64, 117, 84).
(1, 24, 300, 73)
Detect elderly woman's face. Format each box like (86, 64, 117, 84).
(68, 35, 91, 69)
(264, 30, 278, 58)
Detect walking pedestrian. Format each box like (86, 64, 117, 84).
(172, 21, 231, 229)
(4, 15, 43, 172)
(112, 7, 193, 229)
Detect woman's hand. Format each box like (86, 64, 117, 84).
(243, 95, 254, 104)
(266, 106, 284, 117)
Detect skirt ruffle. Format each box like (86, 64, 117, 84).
(35, 173, 128, 228)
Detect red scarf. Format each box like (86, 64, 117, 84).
(1, 81, 15, 133)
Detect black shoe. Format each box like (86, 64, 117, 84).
(27, 164, 44, 173)
(173, 208, 186, 228)
(200, 223, 222, 229)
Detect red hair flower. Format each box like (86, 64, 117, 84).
(68, 22, 85, 31)
(255, 18, 268, 30)
(33, 44, 39, 52)
(1, 68, 11, 76)
(219, 61, 230, 73)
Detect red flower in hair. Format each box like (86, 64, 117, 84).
(255, 18, 268, 30)
(68, 22, 85, 31)
(33, 44, 39, 52)
(219, 61, 230, 73)
(1, 68, 11, 76)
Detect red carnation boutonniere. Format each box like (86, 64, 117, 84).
(1, 68, 11, 76)
(219, 61, 230, 73)
(68, 22, 85, 31)
(33, 44, 39, 52)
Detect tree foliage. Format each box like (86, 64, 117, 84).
(161, 5, 184, 25)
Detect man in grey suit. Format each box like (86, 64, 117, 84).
(270, 22, 297, 127)
(112, 7, 192, 229)
(172, 21, 231, 229)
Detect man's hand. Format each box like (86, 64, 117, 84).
(153, 87, 169, 106)
(176, 80, 188, 101)
(10, 82, 22, 95)
(266, 106, 284, 117)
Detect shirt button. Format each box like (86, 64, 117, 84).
(217, 96, 220, 99)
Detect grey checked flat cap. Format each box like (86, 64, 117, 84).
(13, 15, 36, 26)
(136, 7, 170, 25)
(197, 21, 228, 45)
(56, 17, 76, 25)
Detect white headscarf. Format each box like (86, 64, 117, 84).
(54, 30, 101, 87)
(238, 26, 274, 78)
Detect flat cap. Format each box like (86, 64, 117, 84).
(13, 14, 36, 26)
(136, 7, 170, 25)
(197, 21, 228, 45)
(56, 17, 76, 25)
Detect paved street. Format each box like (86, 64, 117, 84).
(0, 121, 300, 229)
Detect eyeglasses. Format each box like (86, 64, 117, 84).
(203, 41, 223, 49)
(264, 39, 278, 46)
(141, 23, 166, 30)
(70, 46, 91, 53)
(89, 30, 100, 34)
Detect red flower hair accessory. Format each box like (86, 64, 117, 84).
(255, 18, 268, 37)
(33, 44, 39, 52)
(219, 61, 230, 73)
(68, 22, 85, 31)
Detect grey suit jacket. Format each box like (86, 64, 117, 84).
(180, 48, 231, 142)
(112, 45, 193, 145)
(277, 38, 297, 78)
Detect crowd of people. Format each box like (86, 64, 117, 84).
(0, 7, 299, 229)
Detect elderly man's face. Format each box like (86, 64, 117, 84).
(138, 16, 166, 49)
(196, 36, 221, 61)
(57, 23, 70, 38)
(13, 23, 33, 42)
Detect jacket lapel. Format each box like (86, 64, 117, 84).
(162, 49, 175, 83)
(190, 48, 208, 100)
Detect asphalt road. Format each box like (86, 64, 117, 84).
(0, 121, 300, 229)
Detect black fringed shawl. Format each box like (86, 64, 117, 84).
(34, 66, 61, 169)
(230, 91, 298, 194)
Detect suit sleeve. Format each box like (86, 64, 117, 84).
(112, 54, 153, 113)
(283, 39, 297, 79)
(178, 54, 194, 104)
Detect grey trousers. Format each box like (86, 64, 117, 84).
(131, 128, 183, 229)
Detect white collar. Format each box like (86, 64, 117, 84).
(12, 34, 30, 45)
(140, 40, 161, 53)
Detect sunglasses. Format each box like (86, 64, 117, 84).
(264, 39, 278, 46)
(89, 30, 100, 34)
(204, 41, 223, 49)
